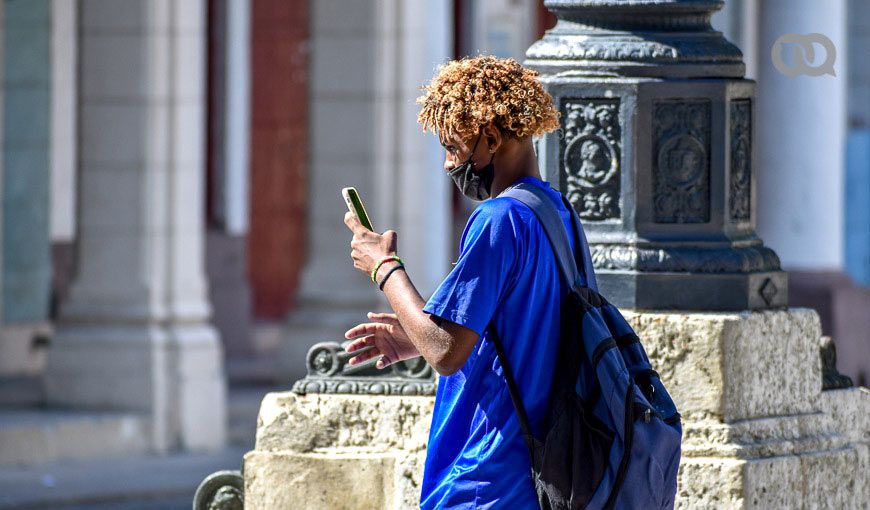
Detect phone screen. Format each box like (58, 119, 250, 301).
(342, 187, 374, 231)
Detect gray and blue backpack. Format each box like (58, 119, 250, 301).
(490, 182, 682, 509)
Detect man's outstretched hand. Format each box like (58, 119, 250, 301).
(344, 312, 421, 369)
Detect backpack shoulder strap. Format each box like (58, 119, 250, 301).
(501, 183, 581, 288)
(487, 321, 536, 455)
(560, 195, 599, 292)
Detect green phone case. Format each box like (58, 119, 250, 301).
(344, 188, 374, 231)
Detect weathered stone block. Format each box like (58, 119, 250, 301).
(244, 451, 396, 510)
(244, 393, 434, 508)
(625, 308, 821, 422)
(255, 393, 434, 453)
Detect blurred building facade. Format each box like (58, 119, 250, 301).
(0, 0, 867, 469)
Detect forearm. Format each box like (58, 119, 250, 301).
(379, 263, 458, 373)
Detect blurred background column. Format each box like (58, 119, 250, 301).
(279, 0, 452, 382)
(373, 0, 452, 303)
(206, 0, 253, 357)
(44, 0, 226, 452)
(0, 0, 52, 376)
(749, 0, 869, 386)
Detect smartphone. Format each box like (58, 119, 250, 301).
(341, 187, 374, 231)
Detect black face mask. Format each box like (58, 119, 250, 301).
(448, 132, 495, 201)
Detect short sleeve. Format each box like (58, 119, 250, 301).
(423, 198, 525, 335)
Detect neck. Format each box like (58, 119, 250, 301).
(490, 137, 541, 197)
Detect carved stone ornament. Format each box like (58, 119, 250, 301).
(653, 100, 711, 223)
(820, 336, 854, 391)
(729, 99, 752, 221)
(561, 99, 622, 221)
(193, 470, 244, 510)
(292, 341, 436, 396)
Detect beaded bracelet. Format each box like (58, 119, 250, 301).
(378, 265, 405, 291)
(371, 255, 404, 284)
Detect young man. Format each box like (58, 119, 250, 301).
(343, 56, 576, 508)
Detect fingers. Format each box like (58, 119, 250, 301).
(344, 211, 367, 236)
(345, 322, 388, 339)
(348, 348, 381, 366)
(345, 335, 374, 353)
(367, 312, 399, 326)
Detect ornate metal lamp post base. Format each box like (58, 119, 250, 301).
(528, 0, 786, 310)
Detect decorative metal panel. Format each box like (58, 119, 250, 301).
(730, 99, 752, 221)
(561, 99, 622, 221)
(652, 100, 711, 223)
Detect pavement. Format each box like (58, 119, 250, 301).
(0, 356, 284, 509)
(0, 446, 247, 510)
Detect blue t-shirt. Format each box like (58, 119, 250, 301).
(420, 176, 577, 509)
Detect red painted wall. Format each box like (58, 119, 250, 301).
(249, 0, 309, 318)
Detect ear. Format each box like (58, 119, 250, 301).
(482, 123, 503, 154)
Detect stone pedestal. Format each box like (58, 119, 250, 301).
(244, 392, 434, 509)
(245, 308, 869, 508)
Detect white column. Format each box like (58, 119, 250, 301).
(223, 0, 250, 237)
(45, 0, 226, 452)
(755, 0, 848, 270)
(50, 0, 77, 243)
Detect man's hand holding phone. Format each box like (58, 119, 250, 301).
(342, 187, 398, 276)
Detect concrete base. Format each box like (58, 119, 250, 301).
(0, 409, 150, 467)
(44, 322, 227, 454)
(245, 308, 870, 508)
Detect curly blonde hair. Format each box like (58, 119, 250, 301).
(416, 56, 560, 143)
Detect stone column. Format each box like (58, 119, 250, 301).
(44, 0, 226, 452)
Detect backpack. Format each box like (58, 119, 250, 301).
(489, 182, 682, 509)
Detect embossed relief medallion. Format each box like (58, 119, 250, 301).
(652, 100, 711, 223)
(560, 99, 621, 220)
(730, 99, 751, 221)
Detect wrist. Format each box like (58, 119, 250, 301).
(371, 255, 404, 284)
(378, 264, 406, 291)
